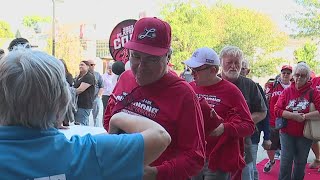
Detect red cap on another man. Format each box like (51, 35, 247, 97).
(124, 17, 171, 56)
(281, 65, 292, 72)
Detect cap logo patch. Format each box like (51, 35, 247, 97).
(192, 51, 199, 58)
(138, 28, 156, 39)
(206, 59, 215, 64)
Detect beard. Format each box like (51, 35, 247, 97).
(222, 69, 240, 81)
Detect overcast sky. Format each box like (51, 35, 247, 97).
(0, 0, 301, 38)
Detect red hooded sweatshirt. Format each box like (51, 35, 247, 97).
(312, 77, 320, 92)
(190, 80, 254, 175)
(265, 82, 289, 127)
(275, 81, 320, 136)
(104, 71, 205, 180)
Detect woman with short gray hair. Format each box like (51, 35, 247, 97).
(0, 48, 70, 128)
(275, 62, 320, 180)
(0, 48, 171, 179)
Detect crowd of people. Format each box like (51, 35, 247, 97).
(0, 16, 319, 180)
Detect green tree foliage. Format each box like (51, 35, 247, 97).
(250, 56, 287, 77)
(46, 28, 83, 76)
(0, 20, 14, 48)
(287, 0, 320, 37)
(0, 21, 14, 38)
(294, 42, 320, 73)
(161, 1, 288, 77)
(23, 15, 51, 28)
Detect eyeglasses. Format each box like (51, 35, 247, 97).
(189, 66, 212, 73)
(90, 64, 96, 66)
(130, 54, 163, 65)
(294, 73, 307, 78)
(281, 72, 291, 75)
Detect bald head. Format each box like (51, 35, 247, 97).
(87, 59, 96, 72)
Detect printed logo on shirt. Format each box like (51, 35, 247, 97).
(116, 92, 128, 101)
(116, 92, 160, 119)
(271, 90, 282, 97)
(316, 85, 320, 92)
(286, 98, 310, 113)
(33, 174, 66, 180)
(197, 94, 221, 107)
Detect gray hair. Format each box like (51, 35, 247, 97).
(220, 46, 244, 63)
(0, 48, 71, 129)
(242, 59, 249, 68)
(293, 62, 311, 80)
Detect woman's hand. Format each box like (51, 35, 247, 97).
(292, 112, 305, 122)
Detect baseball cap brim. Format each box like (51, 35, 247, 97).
(184, 57, 205, 68)
(124, 41, 169, 56)
(281, 68, 292, 72)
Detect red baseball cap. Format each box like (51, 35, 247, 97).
(124, 17, 171, 56)
(281, 65, 292, 72)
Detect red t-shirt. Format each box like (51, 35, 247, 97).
(275, 81, 320, 136)
(104, 71, 205, 180)
(190, 79, 254, 173)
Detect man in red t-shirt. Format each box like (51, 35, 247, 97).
(103, 17, 205, 180)
(184, 47, 254, 180)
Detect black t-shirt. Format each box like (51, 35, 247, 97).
(234, 76, 267, 113)
(74, 72, 95, 109)
(233, 76, 267, 163)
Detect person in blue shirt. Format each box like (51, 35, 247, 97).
(0, 47, 171, 180)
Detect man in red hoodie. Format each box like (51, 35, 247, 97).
(184, 47, 254, 180)
(103, 17, 205, 180)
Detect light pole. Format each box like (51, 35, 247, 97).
(52, 0, 56, 56)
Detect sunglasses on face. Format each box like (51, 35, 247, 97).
(189, 66, 212, 73)
(281, 71, 291, 75)
(90, 64, 96, 67)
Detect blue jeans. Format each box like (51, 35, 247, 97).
(191, 160, 230, 180)
(279, 133, 312, 180)
(75, 108, 92, 126)
(242, 162, 254, 180)
(250, 144, 259, 180)
(92, 97, 103, 127)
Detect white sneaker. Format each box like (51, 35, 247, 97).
(263, 160, 275, 173)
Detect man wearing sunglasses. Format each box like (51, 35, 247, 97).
(88, 59, 104, 127)
(184, 47, 254, 180)
(8, 38, 32, 51)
